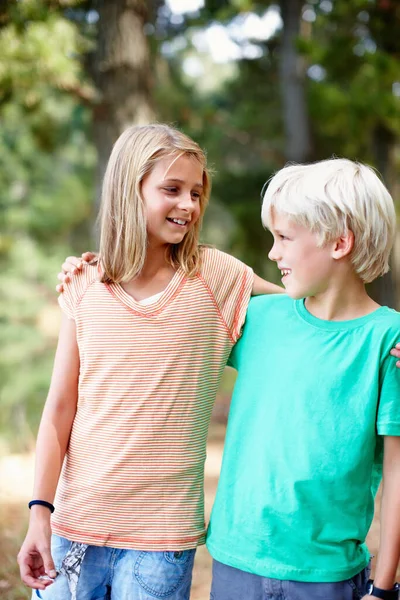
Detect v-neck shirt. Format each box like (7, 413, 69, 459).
(138, 291, 163, 305)
(56, 247, 253, 550)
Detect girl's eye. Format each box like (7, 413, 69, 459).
(279, 234, 289, 240)
(191, 192, 201, 201)
(164, 187, 178, 194)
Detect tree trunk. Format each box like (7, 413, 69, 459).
(279, 0, 313, 163)
(368, 124, 399, 309)
(88, 0, 155, 213)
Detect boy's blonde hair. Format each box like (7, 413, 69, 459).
(261, 158, 396, 283)
(98, 123, 211, 283)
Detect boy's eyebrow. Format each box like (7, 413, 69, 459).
(162, 177, 204, 189)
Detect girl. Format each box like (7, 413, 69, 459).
(18, 123, 281, 600)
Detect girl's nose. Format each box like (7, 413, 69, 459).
(178, 192, 194, 212)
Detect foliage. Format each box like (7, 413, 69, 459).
(0, 0, 95, 451)
(1, 0, 400, 450)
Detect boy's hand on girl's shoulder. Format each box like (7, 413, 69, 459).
(56, 252, 98, 293)
(390, 343, 400, 368)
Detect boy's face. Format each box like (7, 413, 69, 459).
(268, 210, 336, 299)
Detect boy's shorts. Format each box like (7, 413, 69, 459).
(210, 559, 371, 600)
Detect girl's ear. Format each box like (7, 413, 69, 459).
(332, 230, 354, 260)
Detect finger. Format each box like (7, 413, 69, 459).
(61, 258, 81, 274)
(19, 562, 47, 590)
(390, 349, 400, 358)
(41, 549, 57, 579)
(66, 256, 82, 268)
(81, 251, 96, 262)
(61, 263, 74, 275)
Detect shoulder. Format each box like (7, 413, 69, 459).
(64, 263, 99, 296)
(247, 293, 292, 317)
(59, 263, 99, 318)
(374, 307, 400, 345)
(199, 246, 252, 279)
(201, 246, 246, 270)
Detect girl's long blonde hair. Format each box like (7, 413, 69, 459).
(98, 124, 211, 283)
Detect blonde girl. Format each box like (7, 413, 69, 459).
(18, 124, 280, 600)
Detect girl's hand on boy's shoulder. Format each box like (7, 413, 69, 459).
(56, 252, 97, 293)
(390, 343, 400, 368)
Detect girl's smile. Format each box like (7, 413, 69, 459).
(141, 154, 204, 247)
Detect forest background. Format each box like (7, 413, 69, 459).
(0, 0, 400, 598)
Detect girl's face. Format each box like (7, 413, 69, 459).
(141, 154, 204, 248)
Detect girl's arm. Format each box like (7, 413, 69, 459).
(18, 315, 80, 591)
(364, 436, 400, 598)
(252, 273, 284, 296)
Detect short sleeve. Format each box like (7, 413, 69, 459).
(58, 265, 98, 321)
(377, 354, 400, 436)
(200, 248, 253, 343)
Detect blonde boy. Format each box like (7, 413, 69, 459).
(207, 159, 400, 600)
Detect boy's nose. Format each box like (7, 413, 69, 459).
(268, 244, 280, 262)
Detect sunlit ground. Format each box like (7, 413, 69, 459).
(1, 422, 398, 600)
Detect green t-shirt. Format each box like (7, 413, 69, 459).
(207, 294, 400, 582)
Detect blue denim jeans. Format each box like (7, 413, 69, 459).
(210, 559, 371, 600)
(34, 534, 196, 600)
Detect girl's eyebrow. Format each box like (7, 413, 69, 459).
(163, 178, 204, 189)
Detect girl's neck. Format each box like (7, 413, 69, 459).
(139, 245, 175, 281)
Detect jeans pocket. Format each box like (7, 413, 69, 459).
(134, 549, 195, 598)
(346, 563, 371, 600)
(346, 578, 362, 600)
(51, 534, 74, 571)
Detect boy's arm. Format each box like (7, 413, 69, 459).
(252, 273, 284, 295)
(363, 436, 400, 598)
(17, 315, 79, 591)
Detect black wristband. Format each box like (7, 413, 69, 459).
(367, 580, 400, 599)
(28, 500, 55, 513)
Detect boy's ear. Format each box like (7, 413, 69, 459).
(332, 230, 354, 260)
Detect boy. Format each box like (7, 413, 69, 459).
(207, 159, 400, 600)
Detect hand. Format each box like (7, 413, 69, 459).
(56, 251, 97, 293)
(17, 513, 57, 590)
(390, 343, 400, 368)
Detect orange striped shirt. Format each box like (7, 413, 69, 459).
(53, 247, 253, 550)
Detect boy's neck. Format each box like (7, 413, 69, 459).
(304, 277, 380, 322)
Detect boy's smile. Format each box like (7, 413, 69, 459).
(268, 210, 336, 299)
